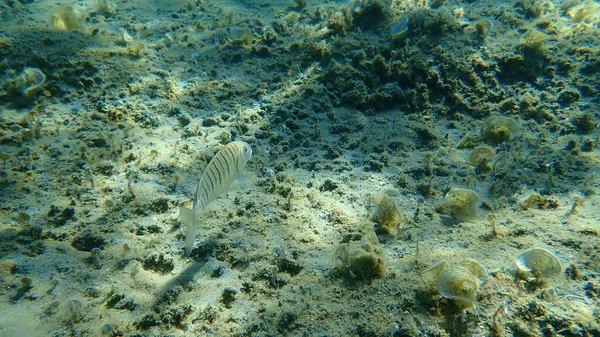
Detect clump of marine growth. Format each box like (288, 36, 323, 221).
(481, 116, 519, 145)
(335, 231, 385, 280)
(372, 196, 401, 234)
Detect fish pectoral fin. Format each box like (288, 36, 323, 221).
(180, 206, 199, 257)
(179, 204, 195, 225)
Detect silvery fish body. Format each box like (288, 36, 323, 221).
(180, 141, 252, 256)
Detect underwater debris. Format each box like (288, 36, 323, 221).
(516, 190, 559, 210)
(20, 276, 32, 290)
(515, 247, 562, 279)
(459, 258, 490, 286)
(65, 298, 84, 325)
(437, 266, 479, 308)
(221, 287, 237, 308)
(517, 190, 543, 210)
(336, 232, 385, 280)
(218, 131, 232, 143)
(101, 323, 114, 335)
(571, 113, 596, 134)
(349, 0, 391, 17)
(517, 0, 553, 18)
(293, 0, 306, 9)
(520, 28, 554, 52)
(50, 6, 87, 32)
(0, 152, 9, 171)
(436, 187, 481, 223)
(143, 253, 175, 274)
(116, 28, 133, 46)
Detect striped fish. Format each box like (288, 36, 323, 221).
(180, 141, 252, 256)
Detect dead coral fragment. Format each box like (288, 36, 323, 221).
(336, 232, 385, 280)
(372, 196, 401, 234)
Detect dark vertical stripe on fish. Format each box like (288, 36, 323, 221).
(215, 155, 229, 177)
(206, 168, 216, 194)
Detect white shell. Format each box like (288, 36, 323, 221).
(459, 258, 489, 287)
(436, 266, 478, 307)
(515, 248, 562, 278)
(421, 260, 449, 284)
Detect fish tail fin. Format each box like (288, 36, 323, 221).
(179, 204, 199, 257)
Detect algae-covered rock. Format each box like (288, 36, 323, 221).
(349, 0, 391, 17)
(481, 116, 519, 145)
(335, 232, 385, 280)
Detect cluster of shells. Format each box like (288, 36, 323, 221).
(423, 248, 561, 308)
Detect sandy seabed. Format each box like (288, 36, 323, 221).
(0, 0, 599, 336)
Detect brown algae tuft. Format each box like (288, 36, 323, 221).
(372, 196, 401, 234)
